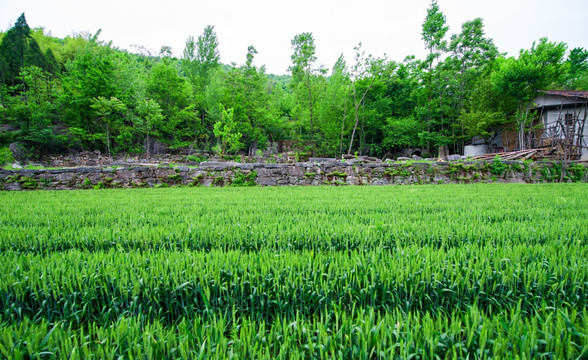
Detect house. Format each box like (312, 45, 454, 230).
(465, 90, 588, 160)
(533, 90, 588, 160)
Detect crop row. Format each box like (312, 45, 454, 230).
(1, 184, 586, 254)
(2, 246, 586, 326)
(2, 307, 587, 359)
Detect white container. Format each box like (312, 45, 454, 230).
(464, 144, 489, 157)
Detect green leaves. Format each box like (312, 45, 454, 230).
(422, 0, 448, 66)
(213, 105, 243, 156)
(90, 96, 126, 117)
(90, 96, 126, 156)
(382, 116, 423, 151)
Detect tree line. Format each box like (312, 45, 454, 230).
(1, 2, 587, 159)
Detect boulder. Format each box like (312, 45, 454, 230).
(3, 182, 22, 191)
(257, 177, 276, 186)
(9, 143, 26, 162)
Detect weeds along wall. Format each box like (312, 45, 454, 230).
(1, 160, 587, 190)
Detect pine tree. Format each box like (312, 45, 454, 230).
(0, 13, 51, 86)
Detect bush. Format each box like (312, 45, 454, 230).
(231, 171, 257, 187)
(565, 163, 586, 183)
(0, 147, 14, 166)
(490, 155, 508, 176)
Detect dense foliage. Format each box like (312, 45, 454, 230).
(0, 184, 587, 358)
(1, 4, 587, 159)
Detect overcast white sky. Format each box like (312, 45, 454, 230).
(2, 0, 587, 74)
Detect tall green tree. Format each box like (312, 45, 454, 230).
(221, 46, 279, 154)
(420, 0, 448, 153)
(347, 43, 382, 155)
(181, 36, 198, 91)
(146, 62, 192, 146)
(4, 66, 65, 156)
(195, 26, 221, 87)
(289, 32, 325, 151)
(492, 38, 567, 149)
(0, 13, 50, 96)
(565, 47, 588, 90)
(90, 96, 126, 158)
(318, 54, 351, 157)
(60, 36, 118, 149)
(447, 17, 499, 150)
(136, 99, 164, 158)
(182, 25, 221, 142)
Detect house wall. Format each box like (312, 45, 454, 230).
(487, 124, 518, 153)
(464, 144, 488, 157)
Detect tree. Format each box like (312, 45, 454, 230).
(182, 26, 221, 141)
(422, 0, 448, 65)
(347, 43, 382, 155)
(182, 27, 221, 93)
(318, 54, 351, 157)
(196, 26, 221, 86)
(3, 65, 65, 156)
(565, 47, 588, 90)
(146, 62, 193, 148)
(147, 63, 190, 118)
(382, 116, 424, 154)
(182, 36, 198, 91)
(492, 38, 567, 150)
(290, 32, 325, 151)
(447, 17, 499, 149)
(213, 106, 242, 156)
(221, 45, 279, 154)
(90, 96, 126, 158)
(61, 36, 118, 145)
(0, 13, 50, 94)
(421, 0, 448, 153)
(458, 76, 509, 141)
(136, 99, 164, 158)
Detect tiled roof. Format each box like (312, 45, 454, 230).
(540, 90, 588, 99)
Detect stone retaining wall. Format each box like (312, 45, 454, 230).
(1, 160, 586, 190)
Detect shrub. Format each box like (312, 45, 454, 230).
(489, 155, 508, 176)
(0, 147, 14, 166)
(565, 163, 587, 183)
(231, 170, 257, 187)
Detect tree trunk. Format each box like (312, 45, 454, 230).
(348, 81, 363, 155)
(339, 104, 347, 157)
(426, 49, 433, 155)
(146, 131, 150, 160)
(359, 99, 365, 155)
(106, 119, 111, 159)
(348, 94, 360, 155)
(308, 87, 313, 144)
(517, 104, 528, 151)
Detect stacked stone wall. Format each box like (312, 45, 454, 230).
(1, 161, 586, 191)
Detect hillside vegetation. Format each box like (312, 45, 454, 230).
(1, 3, 587, 160)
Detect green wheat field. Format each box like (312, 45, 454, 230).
(1, 184, 587, 359)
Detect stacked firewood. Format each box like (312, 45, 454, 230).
(473, 149, 548, 161)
